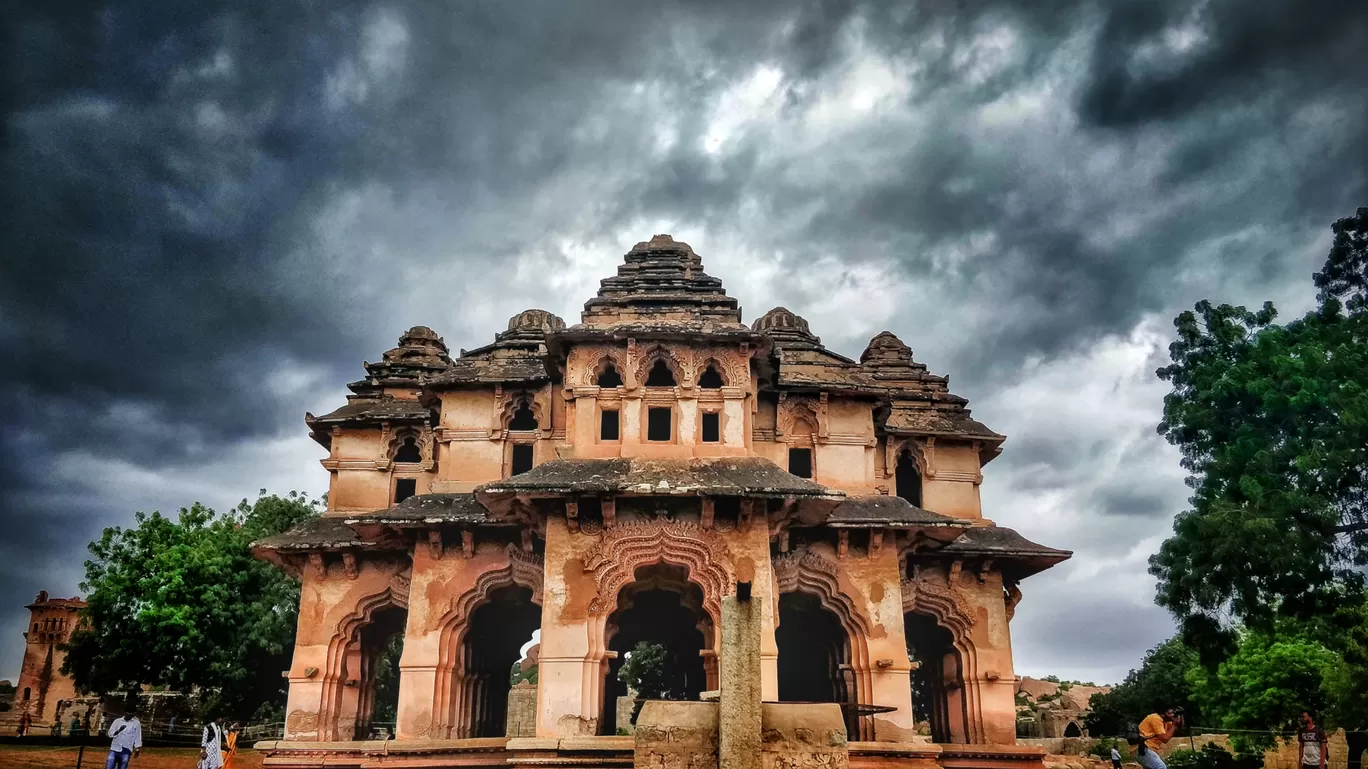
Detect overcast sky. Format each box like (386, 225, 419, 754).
(3, 0, 1365, 687)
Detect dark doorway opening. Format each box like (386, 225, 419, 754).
(394, 478, 417, 504)
(697, 365, 724, 389)
(601, 563, 711, 735)
(511, 444, 534, 475)
(597, 364, 624, 388)
(647, 407, 672, 441)
(788, 448, 813, 478)
(906, 612, 965, 743)
(1064, 722, 1082, 738)
(601, 410, 620, 441)
(896, 450, 922, 507)
(461, 585, 541, 737)
(776, 592, 852, 733)
(701, 412, 720, 443)
(395, 437, 422, 464)
(509, 401, 538, 431)
(353, 606, 407, 740)
(645, 359, 677, 387)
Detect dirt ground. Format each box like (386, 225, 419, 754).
(0, 746, 264, 769)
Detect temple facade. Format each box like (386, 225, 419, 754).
(255, 235, 1068, 755)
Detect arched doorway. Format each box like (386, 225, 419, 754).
(458, 585, 541, 737)
(600, 563, 712, 734)
(895, 449, 922, 507)
(333, 604, 407, 740)
(776, 591, 856, 736)
(1064, 721, 1082, 738)
(905, 612, 967, 744)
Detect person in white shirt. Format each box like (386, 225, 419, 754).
(200, 716, 226, 769)
(105, 701, 142, 769)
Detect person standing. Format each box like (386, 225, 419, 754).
(1137, 708, 1184, 769)
(1299, 711, 1328, 769)
(200, 716, 225, 769)
(1112, 745, 1124, 769)
(105, 703, 143, 769)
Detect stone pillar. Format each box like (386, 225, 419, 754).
(866, 541, 915, 741)
(720, 595, 761, 769)
(535, 515, 600, 737)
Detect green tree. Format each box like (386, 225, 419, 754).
(1151, 208, 1368, 634)
(1084, 638, 1200, 735)
(617, 641, 672, 725)
(62, 491, 320, 719)
(1188, 631, 1341, 752)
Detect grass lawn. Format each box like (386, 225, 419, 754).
(0, 745, 264, 769)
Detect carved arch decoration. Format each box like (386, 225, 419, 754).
(777, 395, 826, 442)
(773, 549, 876, 720)
(588, 349, 628, 388)
(430, 545, 545, 739)
(634, 344, 685, 388)
(494, 388, 547, 436)
(387, 426, 434, 466)
(886, 437, 931, 480)
(901, 563, 987, 743)
(772, 550, 872, 637)
(582, 520, 733, 624)
(694, 355, 737, 389)
(317, 564, 412, 740)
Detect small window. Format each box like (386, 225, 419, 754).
(23, 687, 31, 701)
(394, 436, 422, 463)
(509, 401, 539, 431)
(32, 624, 38, 633)
(512, 444, 535, 475)
(597, 363, 624, 388)
(701, 412, 720, 443)
(647, 407, 672, 441)
(645, 359, 677, 387)
(394, 478, 417, 504)
(788, 448, 812, 478)
(601, 410, 620, 441)
(698, 364, 724, 389)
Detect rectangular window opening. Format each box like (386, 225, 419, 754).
(647, 407, 672, 442)
(788, 448, 813, 478)
(701, 412, 720, 443)
(601, 410, 620, 441)
(512, 444, 535, 476)
(394, 478, 417, 503)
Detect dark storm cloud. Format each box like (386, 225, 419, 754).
(2, 0, 1365, 682)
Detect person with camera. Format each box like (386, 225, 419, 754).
(1136, 707, 1184, 769)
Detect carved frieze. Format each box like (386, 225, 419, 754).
(583, 520, 733, 621)
(900, 564, 974, 637)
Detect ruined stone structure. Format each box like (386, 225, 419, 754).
(1, 592, 85, 734)
(1014, 679, 1110, 739)
(254, 236, 1069, 767)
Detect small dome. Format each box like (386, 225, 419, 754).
(860, 331, 912, 364)
(752, 306, 812, 335)
(506, 309, 566, 334)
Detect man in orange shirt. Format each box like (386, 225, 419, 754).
(1137, 708, 1184, 769)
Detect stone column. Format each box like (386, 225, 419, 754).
(866, 539, 915, 740)
(535, 515, 600, 737)
(719, 594, 761, 769)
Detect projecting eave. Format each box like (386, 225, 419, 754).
(547, 323, 768, 358)
(251, 516, 405, 575)
(929, 525, 1072, 581)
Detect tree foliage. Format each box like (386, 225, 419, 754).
(1188, 631, 1341, 752)
(62, 491, 320, 719)
(1084, 637, 1200, 736)
(1151, 207, 1368, 633)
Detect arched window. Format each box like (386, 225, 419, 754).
(644, 359, 677, 387)
(697, 364, 724, 389)
(508, 400, 538, 431)
(597, 363, 624, 388)
(394, 436, 422, 464)
(1064, 722, 1082, 738)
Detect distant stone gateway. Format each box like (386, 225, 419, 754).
(253, 235, 1070, 767)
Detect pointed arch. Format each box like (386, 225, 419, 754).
(635, 345, 683, 388)
(696, 358, 728, 389)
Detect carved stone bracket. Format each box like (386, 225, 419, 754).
(1004, 581, 1022, 621)
(342, 552, 358, 580)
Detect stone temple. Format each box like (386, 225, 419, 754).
(254, 235, 1069, 768)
